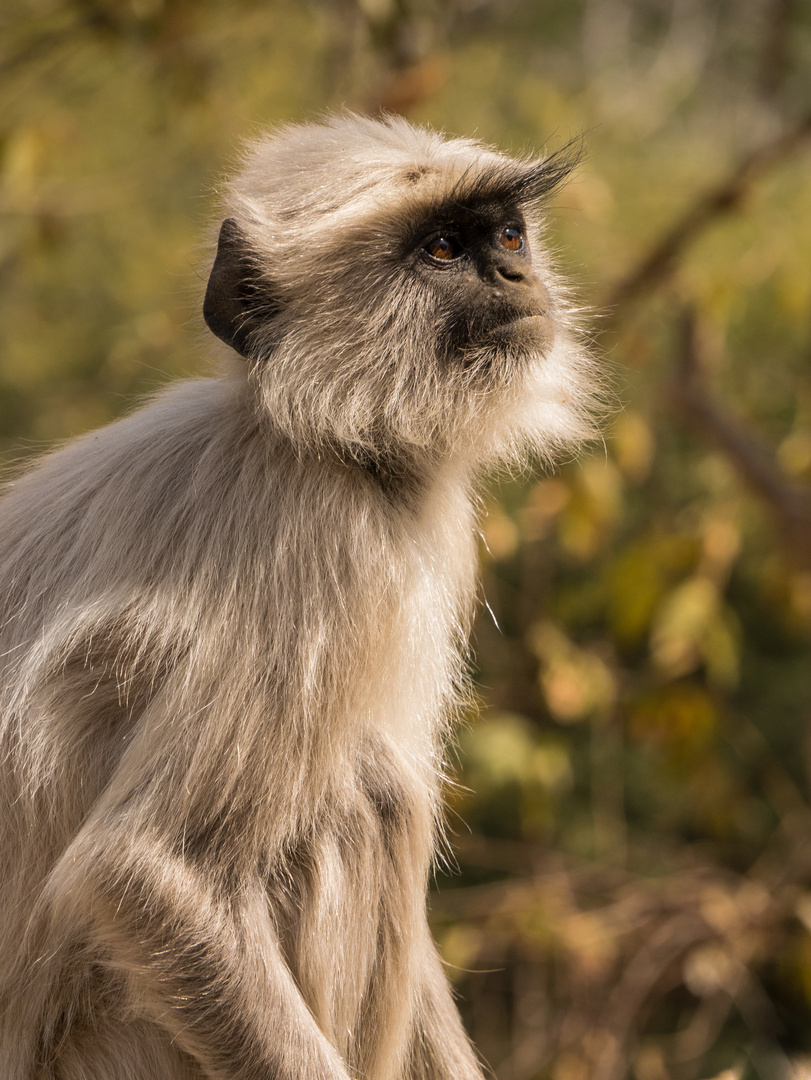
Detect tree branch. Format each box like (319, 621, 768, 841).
(673, 307, 811, 570)
(604, 112, 811, 317)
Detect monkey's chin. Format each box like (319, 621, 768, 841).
(486, 314, 555, 354)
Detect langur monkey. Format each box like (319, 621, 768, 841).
(0, 114, 595, 1079)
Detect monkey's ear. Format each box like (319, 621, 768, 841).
(204, 218, 279, 358)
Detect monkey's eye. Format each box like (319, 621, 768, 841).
(500, 227, 524, 252)
(424, 235, 463, 262)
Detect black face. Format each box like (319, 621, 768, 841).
(204, 201, 556, 369)
(413, 207, 554, 362)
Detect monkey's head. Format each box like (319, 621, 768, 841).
(205, 114, 597, 471)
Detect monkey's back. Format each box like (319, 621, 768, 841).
(0, 379, 254, 988)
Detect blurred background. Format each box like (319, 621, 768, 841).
(1, 1, 810, 1077)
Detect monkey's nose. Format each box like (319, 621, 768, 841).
(495, 261, 528, 283)
(494, 270, 550, 315)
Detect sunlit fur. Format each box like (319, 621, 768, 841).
(0, 114, 597, 1079)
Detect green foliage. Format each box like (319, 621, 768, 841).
(2, 2, 811, 1077)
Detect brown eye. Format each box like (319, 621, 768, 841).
(425, 235, 462, 262)
(500, 227, 523, 252)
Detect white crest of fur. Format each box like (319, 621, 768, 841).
(0, 114, 597, 1079)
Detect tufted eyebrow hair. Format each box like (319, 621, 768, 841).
(382, 139, 583, 241)
(447, 138, 584, 214)
(259, 138, 584, 271)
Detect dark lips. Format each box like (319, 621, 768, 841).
(487, 313, 555, 352)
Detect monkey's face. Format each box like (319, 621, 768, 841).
(407, 203, 555, 368)
(204, 116, 595, 467)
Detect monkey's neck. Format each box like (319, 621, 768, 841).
(327, 441, 439, 504)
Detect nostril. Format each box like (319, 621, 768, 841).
(497, 265, 527, 283)
(492, 256, 531, 283)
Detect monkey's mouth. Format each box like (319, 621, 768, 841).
(486, 314, 554, 352)
(445, 313, 555, 368)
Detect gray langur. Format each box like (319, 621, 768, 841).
(0, 114, 597, 1080)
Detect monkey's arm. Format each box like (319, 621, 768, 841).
(409, 928, 488, 1080)
(46, 826, 351, 1080)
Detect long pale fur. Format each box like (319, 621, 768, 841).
(0, 114, 596, 1079)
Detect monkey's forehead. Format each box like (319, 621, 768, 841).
(226, 114, 578, 232)
(237, 113, 489, 185)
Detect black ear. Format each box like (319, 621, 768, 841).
(203, 218, 279, 358)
